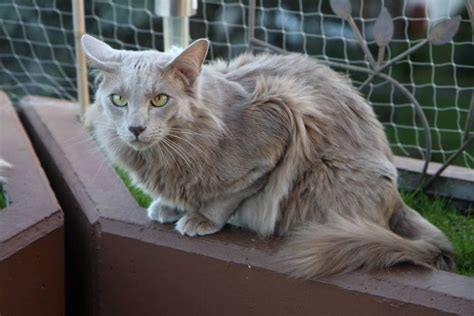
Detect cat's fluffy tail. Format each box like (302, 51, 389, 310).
(279, 204, 455, 278)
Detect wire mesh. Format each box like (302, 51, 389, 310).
(0, 0, 472, 170)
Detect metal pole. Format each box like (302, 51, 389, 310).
(248, 0, 256, 48)
(155, 0, 197, 51)
(72, 0, 89, 116)
(423, 136, 473, 189)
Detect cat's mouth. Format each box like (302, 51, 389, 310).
(128, 139, 154, 150)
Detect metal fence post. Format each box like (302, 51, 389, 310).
(72, 0, 89, 116)
(155, 0, 197, 51)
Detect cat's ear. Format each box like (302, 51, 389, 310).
(166, 39, 209, 85)
(81, 34, 120, 72)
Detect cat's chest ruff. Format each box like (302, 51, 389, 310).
(134, 161, 207, 208)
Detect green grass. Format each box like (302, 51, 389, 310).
(0, 185, 6, 209)
(115, 167, 152, 208)
(401, 191, 474, 277)
(114, 167, 474, 276)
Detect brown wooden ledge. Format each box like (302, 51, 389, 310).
(0, 91, 64, 316)
(19, 95, 474, 316)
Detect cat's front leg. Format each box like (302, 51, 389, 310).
(175, 212, 222, 237)
(175, 192, 246, 237)
(147, 198, 183, 223)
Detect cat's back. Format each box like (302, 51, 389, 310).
(208, 52, 349, 92)
(208, 52, 392, 160)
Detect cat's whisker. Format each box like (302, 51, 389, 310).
(64, 136, 96, 148)
(166, 133, 209, 157)
(161, 138, 196, 171)
(160, 138, 189, 169)
(88, 122, 117, 131)
(147, 138, 167, 166)
(167, 127, 222, 139)
(173, 126, 229, 139)
(62, 133, 92, 143)
(90, 152, 109, 186)
(156, 148, 167, 166)
(94, 134, 123, 157)
(167, 141, 197, 171)
(155, 141, 171, 166)
(63, 127, 116, 152)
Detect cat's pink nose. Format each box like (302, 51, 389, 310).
(128, 125, 146, 137)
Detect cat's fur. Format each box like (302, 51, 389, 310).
(82, 34, 455, 278)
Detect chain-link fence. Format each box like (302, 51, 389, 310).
(0, 0, 473, 183)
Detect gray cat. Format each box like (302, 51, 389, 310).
(82, 34, 454, 278)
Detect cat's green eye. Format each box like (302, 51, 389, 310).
(111, 94, 128, 107)
(151, 94, 169, 107)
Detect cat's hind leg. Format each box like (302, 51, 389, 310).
(147, 198, 183, 223)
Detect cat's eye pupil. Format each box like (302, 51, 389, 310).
(151, 94, 169, 107)
(111, 94, 127, 107)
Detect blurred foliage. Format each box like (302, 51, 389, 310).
(0, 185, 6, 209)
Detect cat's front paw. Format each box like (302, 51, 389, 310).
(147, 200, 182, 224)
(175, 213, 221, 237)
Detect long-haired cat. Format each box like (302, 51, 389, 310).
(81, 34, 454, 278)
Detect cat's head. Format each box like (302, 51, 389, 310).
(81, 34, 209, 151)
